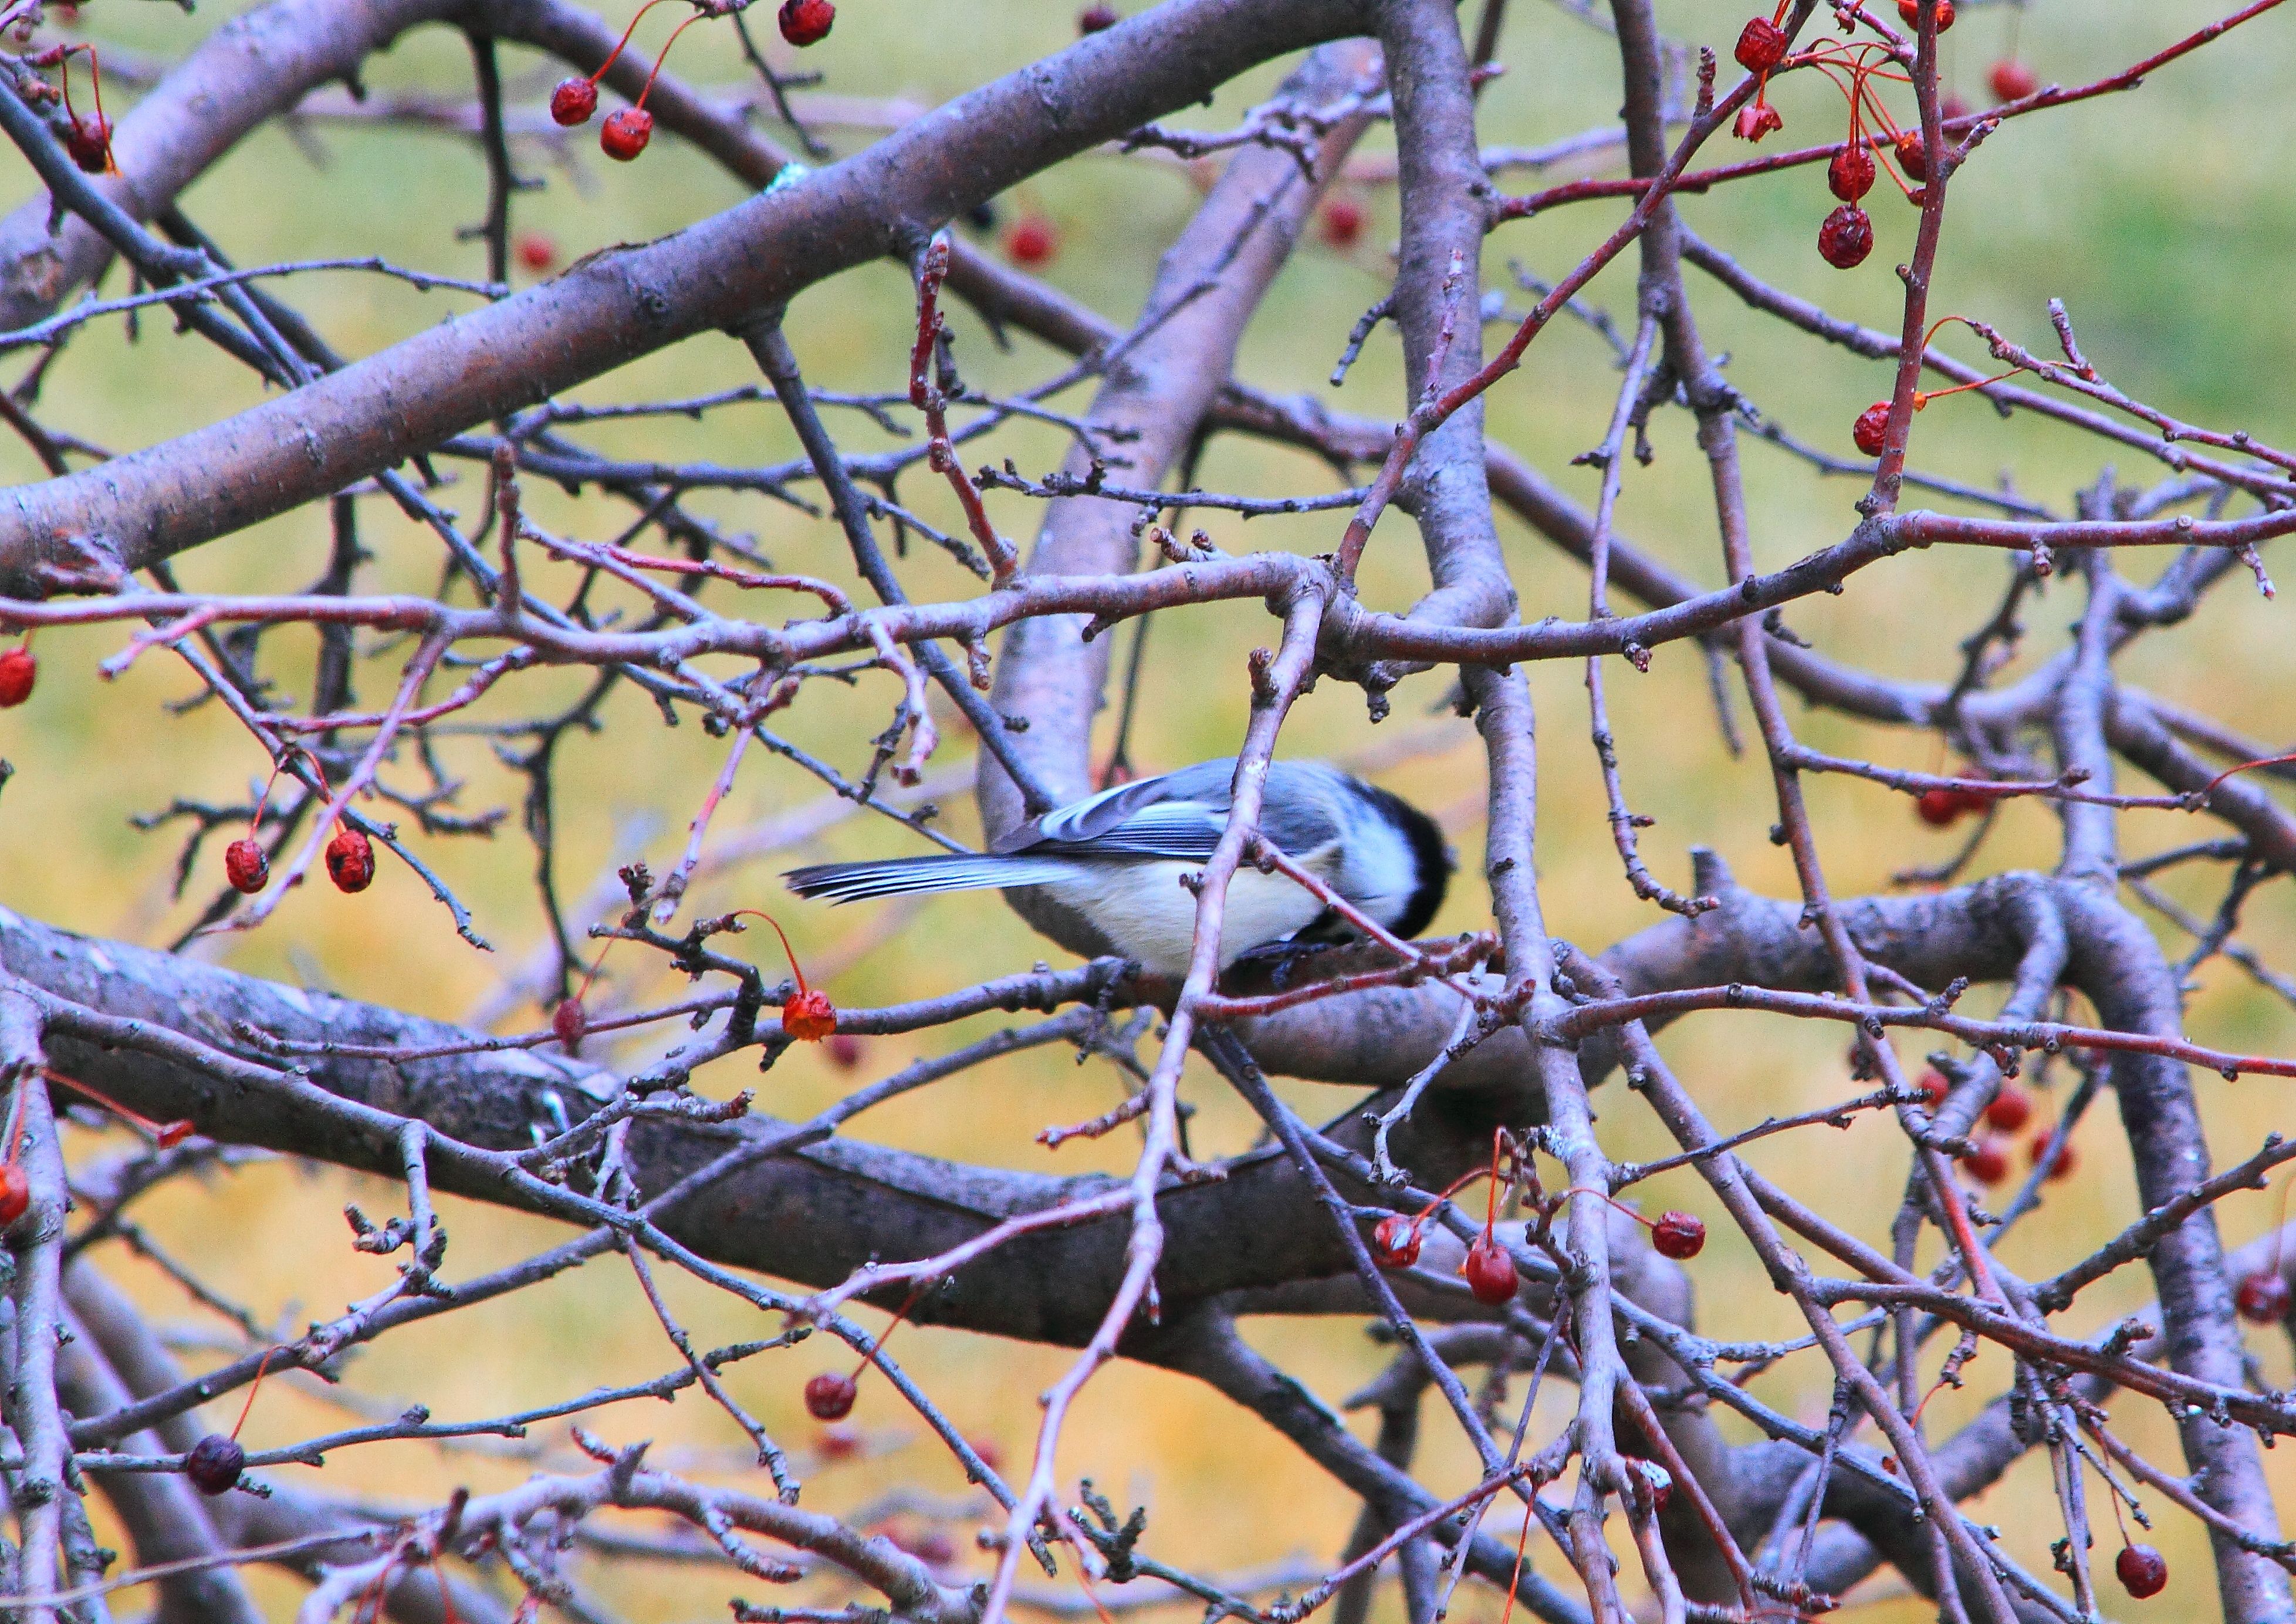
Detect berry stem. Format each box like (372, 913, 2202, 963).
(587, 0, 679, 89)
(38, 1067, 190, 1147)
(730, 908, 812, 995)
(228, 1347, 275, 1443)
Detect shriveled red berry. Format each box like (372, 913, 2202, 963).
(1319, 195, 1364, 249)
(0, 646, 34, 706)
(549, 76, 597, 127)
(1852, 402, 1891, 457)
(1651, 1210, 1706, 1260)
(2115, 1544, 2167, 1600)
(1983, 1085, 2032, 1133)
(1916, 1068, 1949, 1108)
(1828, 144, 1876, 202)
(1077, 2, 1118, 31)
(1894, 130, 1928, 183)
(1733, 16, 1788, 73)
(1916, 787, 1964, 826)
(1987, 58, 2038, 103)
(2030, 1133, 2077, 1180)
(1462, 1233, 1519, 1305)
(1962, 1137, 2009, 1184)
(600, 106, 651, 162)
(223, 838, 269, 895)
(516, 231, 557, 272)
(778, 0, 834, 47)
(2237, 1270, 2291, 1325)
(1004, 214, 1057, 267)
(0, 1163, 26, 1224)
(1817, 204, 1873, 269)
(1371, 1213, 1422, 1269)
(783, 988, 837, 1042)
(324, 826, 374, 893)
(1896, 0, 1953, 29)
(184, 1434, 245, 1496)
(2234, 1268, 2290, 1325)
(1939, 92, 1970, 123)
(804, 1370, 857, 1420)
(1733, 100, 1783, 142)
(826, 1031, 865, 1071)
(552, 997, 587, 1051)
(65, 112, 109, 173)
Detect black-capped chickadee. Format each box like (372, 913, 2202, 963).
(784, 758, 1452, 977)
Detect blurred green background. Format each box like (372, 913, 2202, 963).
(0, 0, 2292, 1617)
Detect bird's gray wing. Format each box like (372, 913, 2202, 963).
(1012, 759, 1341, 863)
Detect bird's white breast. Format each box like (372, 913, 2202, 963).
(1036, 846, 1340, 976)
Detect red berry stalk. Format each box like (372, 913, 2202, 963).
(803, 1287, 921, 1420)
(185, 1348, 276, 1496)
(223, 760, 288, 896)
(732, 910, 838, 1040)
(549, 0, 677, 129)
(50, 45, 113, 174)
(40, 1067, 192, 1149)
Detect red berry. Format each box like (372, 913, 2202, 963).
(515, 231, 557, 272)
(1733, 101, 1784, 143)
(816, 1422, 861, 1458)
(1817, 204, 1873, 269)
(783, 988, 837, 1042)
(2237, 1271, 2291, 1325)
(1983, 1085, 2031, 1133)
(1629, 1457, 1673, 1511)
(1733, 16, 1788, 73)
(1962, 1138, 2008, 1185)
(1894, 131, 1928, 183)
(804, 1370, 857, 1420)
(1916, 787, 1964, 826)
(184, 1434, 245, 1496)
(1462, 1233, 1519, 1305)
(1319, 195, 1365, 249)
(909, 1528, 956, 1566)
(549, 77, 597, 127)
(1828, 144, 1876, 202)
(65, 112, 108, 173)
(778, 0, 834, 47)
(553, 997, 587, 1051)
(1896, 0, 1954, 29)
(1916, 1068, 1949, 1108)
(600, 106, 651, 162)
(0, 646, 34, 706)
(0, 1163, 26, 1224)
(324, 826, 374, 893)
(1004, 215, 1057, 267)
(1651, 1211, 1706, 1260)
(1077, 2, 1118, 31)
(1988, 58, 2038, 103)
(2115, 1544, 2167, 1600)
(826, 1031, 865, 1071)
(1371, 1214, 1422, 1269)
(223, 838, 269, 895)
(1852, 402, 1891, 457)
(2030, 1133, 2077, 1180)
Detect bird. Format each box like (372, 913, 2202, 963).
(784, 758, 1452, 977)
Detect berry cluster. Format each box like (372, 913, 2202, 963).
(222, 758, 378, 902)
(1369, 1132, 1706, 1304)
(550, 0, 837, 164)
(1915, 1069, 2076, 1189)
(22, 43, 114, 174)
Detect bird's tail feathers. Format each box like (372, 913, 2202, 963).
(784, 855, 1077, 904)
